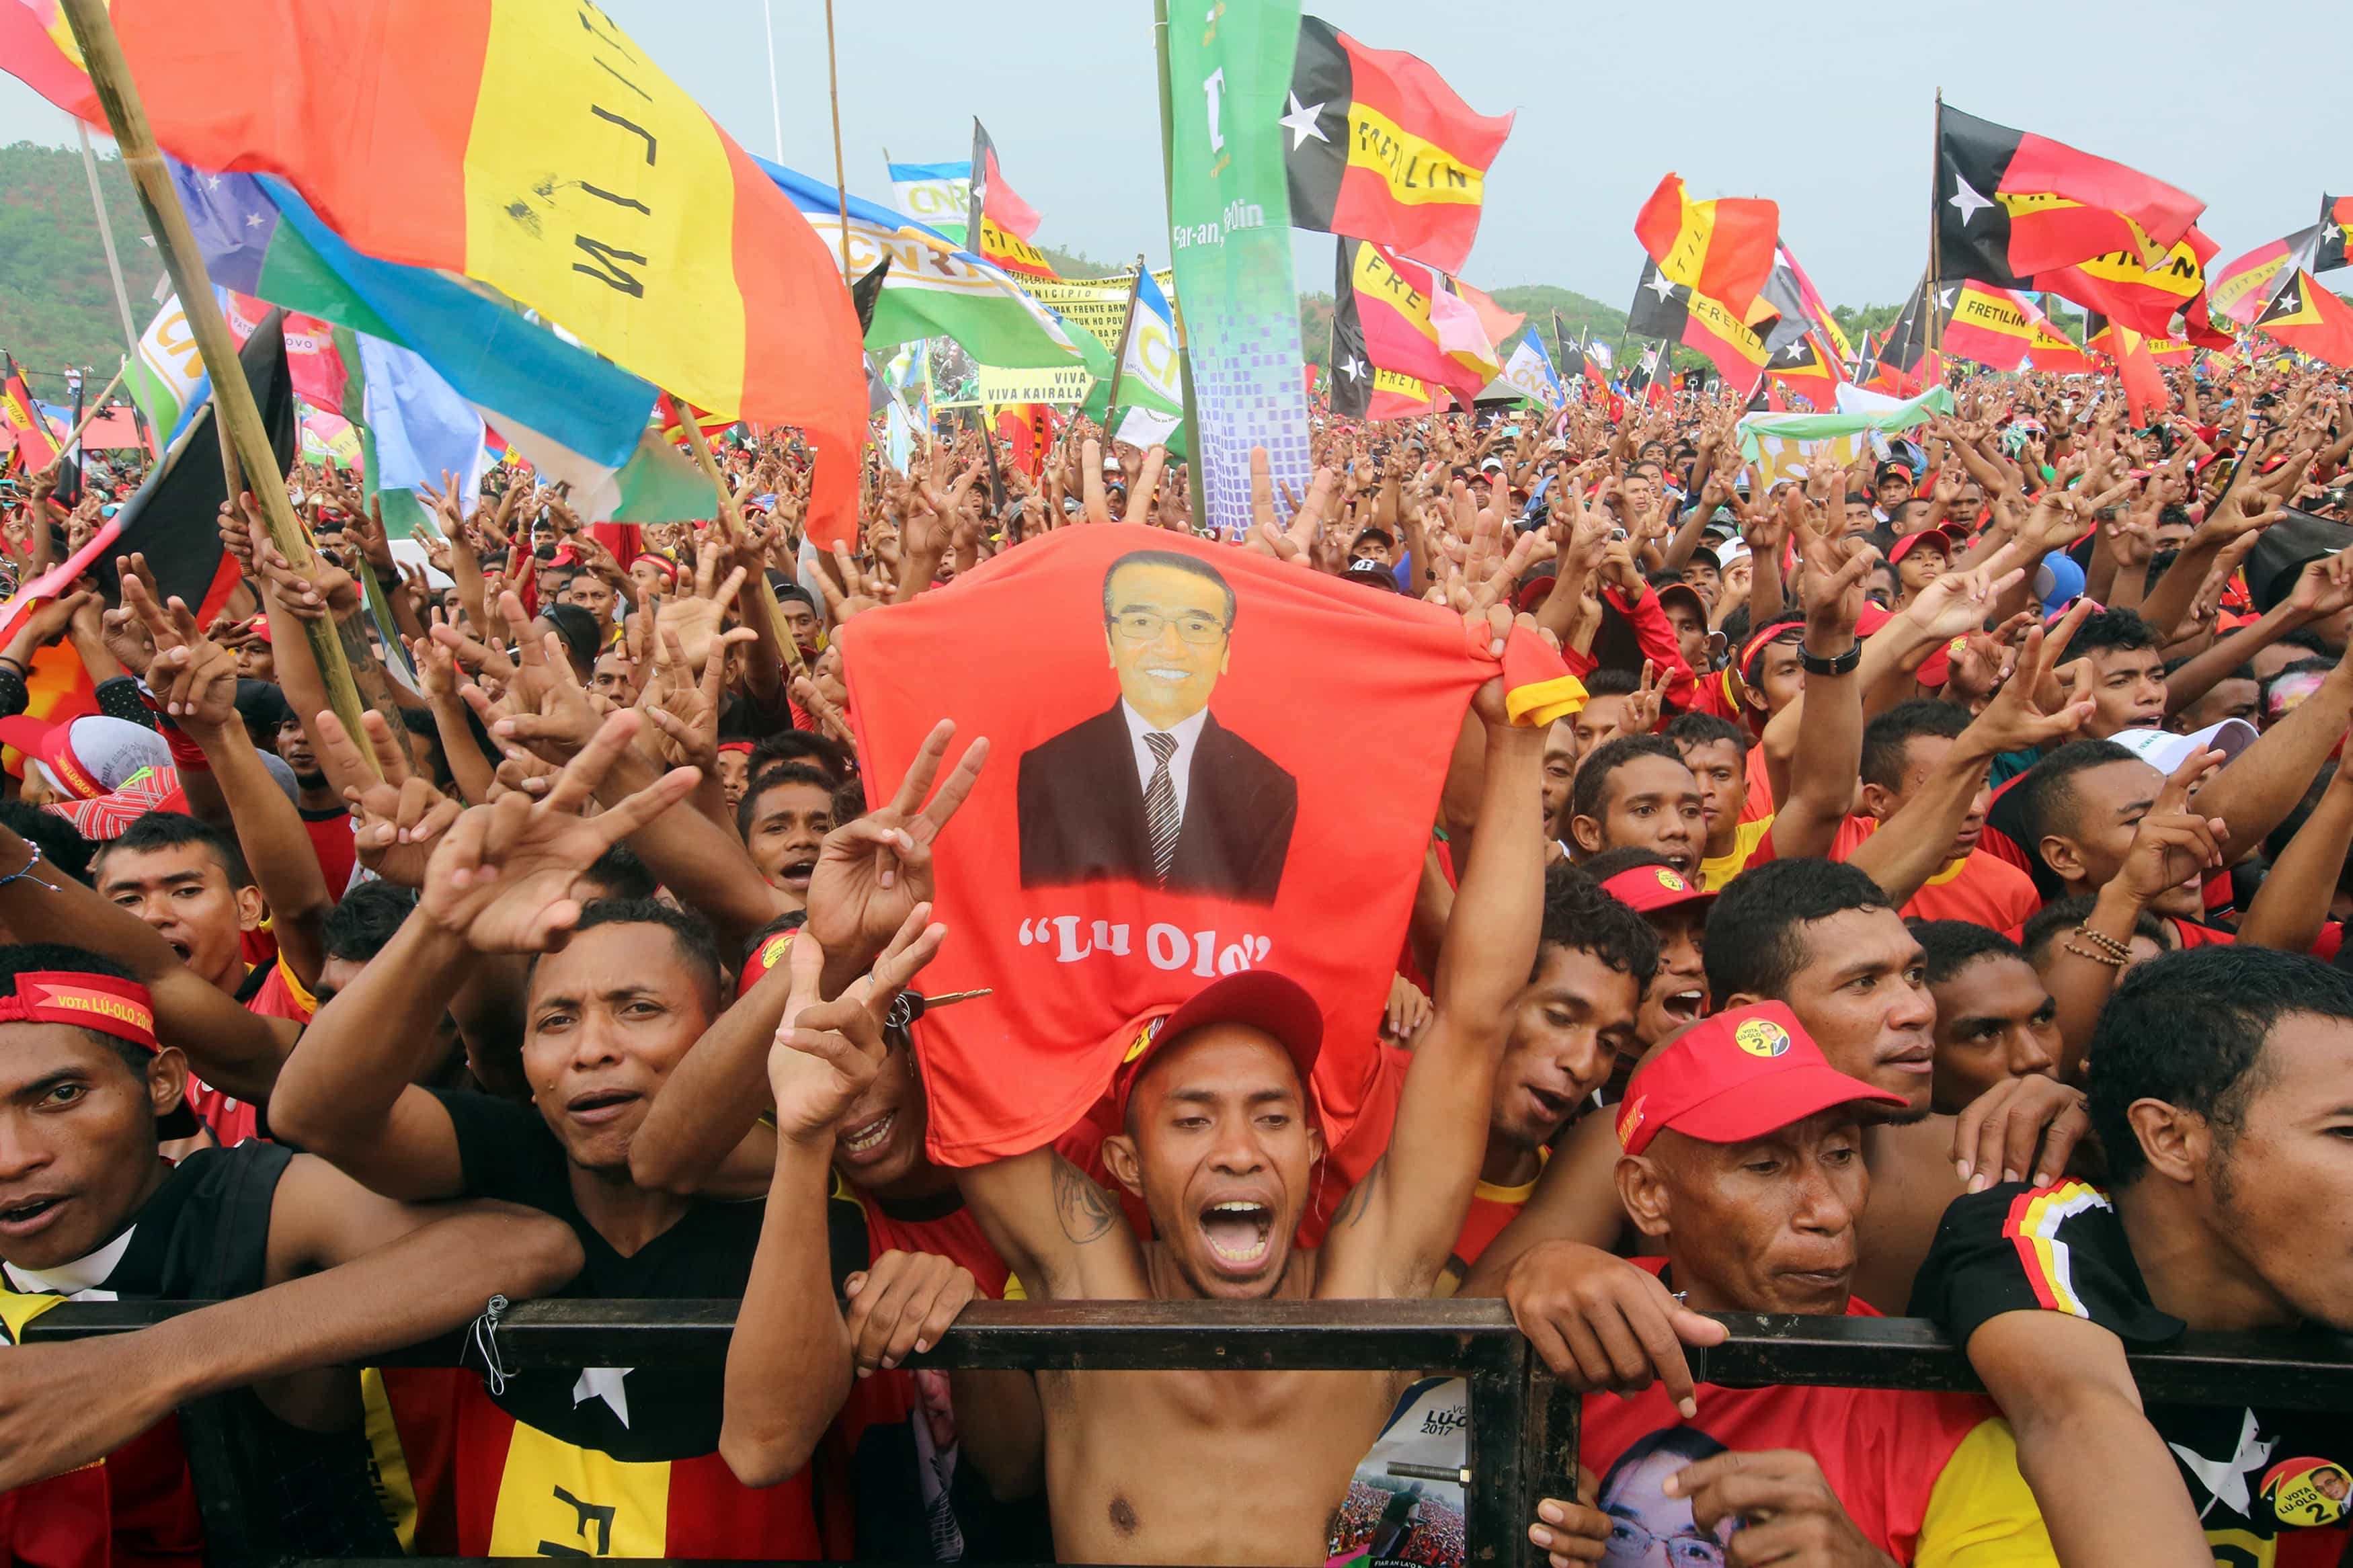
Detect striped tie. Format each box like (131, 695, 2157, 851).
(1144, 730, 1181, 884)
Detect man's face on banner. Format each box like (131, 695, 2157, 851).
(1103, 559, 1234, 731)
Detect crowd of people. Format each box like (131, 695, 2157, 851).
(0, 350, 2346, 1568)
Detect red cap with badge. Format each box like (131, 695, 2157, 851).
(1107, 969, 1324, 1130)
(1597, 864, 1716, 915)
(1613, 1001, 1903, 1157)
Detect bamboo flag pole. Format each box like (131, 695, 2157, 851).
(1928, 90, 1944, 357)
(56, 0, 376, 771)
(674, 412, 809, 682)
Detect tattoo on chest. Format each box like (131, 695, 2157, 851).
(1053, 1151, 1118, 1244)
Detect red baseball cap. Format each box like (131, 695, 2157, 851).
(1598, 863, 1716, 915)
(1108, 970, 1324, 1128)
(1886, 531, 1951, 568)
(1914, 634, 1968, 689)
(1853, 604, 1895, 638)
(1613, 1001, 1904, 1157)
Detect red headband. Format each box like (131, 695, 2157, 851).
(0, 972, 159, 1053)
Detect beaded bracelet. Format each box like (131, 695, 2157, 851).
(0, 840, 50, 893)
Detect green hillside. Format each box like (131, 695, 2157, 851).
(0, 141, 157, 399)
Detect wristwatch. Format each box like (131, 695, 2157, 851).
(1798, 640, 1860, 677)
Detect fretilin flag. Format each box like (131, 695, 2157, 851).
(1284, 16, 1513, 276)
(2212, 227, 2319, 327)
(0, 355, 56, 469)
(1626, 260, 1772, 396)
(2085, 313, 2190, 367)
(1334, 238, 1493, 405)
(1634, 173, 1778, 320)
(1757, 256, 1844, 406)
(2036, 226, 2214, 338)
(1938, 280, 2084, 372)
(1936, 103, 2203, 286)
(2249, 270, 2353, 368)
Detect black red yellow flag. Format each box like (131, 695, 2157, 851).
(2315, 194, 2352, 273)
(1626, 260, 1771, 395)
(1285, 17, 1513, 278)
(1936, 103, 2203, 286)
(1634, 174, 1778, 321)
(2249, 269, 2353, 368)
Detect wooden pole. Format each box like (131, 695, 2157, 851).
(73, 116, 140, 368)
(1928, 91, 1944, 356)
(675, 413, 808, 681)
(1151, 0, 1203, 525)
(57, 0, 376, 772)
(1100, 253, 1148, 444)
(822, 0, 854, 286)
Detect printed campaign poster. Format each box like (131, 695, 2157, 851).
(1328, 1378, 1468, 1568)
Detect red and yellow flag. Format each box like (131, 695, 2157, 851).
(2248, 269, 2353, 369)
(0, 356, 56, 469)
(2036, 227, 2214, 337)
(76, 0, 866, 448)
(1336, 239, 1494, 406)
(1634, 174, 1778, 320)
(1284, 17, 1515, 278)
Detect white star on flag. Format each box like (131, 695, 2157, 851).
(1948, 177, 1993, 224)
(2277, 290, 2299, 313)
(245, 212, 266, 229)
(2169, 1409, 2274, 1520)
(1645, 271, 1677, 302)
(1782, 342, 1806, 360)
(572, 1366, 635, 1428)
(1938, 288, 1956, 310)
(1341, 354, 1365, 382)
(1279, 93, 1329, 153)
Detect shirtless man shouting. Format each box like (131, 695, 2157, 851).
(949, 657, 1541, 1563)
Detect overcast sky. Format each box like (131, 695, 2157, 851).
(3, 0, 2339, 313)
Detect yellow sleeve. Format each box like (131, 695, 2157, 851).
(274, 950, 317, 1015)
(1913, 1419, 2059, 1568)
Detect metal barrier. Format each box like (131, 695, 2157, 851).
(26, 1298, 2353, 1567)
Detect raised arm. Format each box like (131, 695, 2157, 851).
(132, 578, 335, 990)
(1324, 621, 1546, 1298)
(1850, 610, 2094, 907)
(272, 712, 698, 1197)
(1759, 526, 1872, 862)
(2190, 641, 2353, 864)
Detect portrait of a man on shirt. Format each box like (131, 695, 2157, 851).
(1014, 550, 1297, 904)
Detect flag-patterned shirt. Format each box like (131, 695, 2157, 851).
(364, 1089, 862, 1561)
(1911, 1181, 2352, 1567)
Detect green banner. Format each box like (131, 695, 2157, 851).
(1162, 0, 1310, 540)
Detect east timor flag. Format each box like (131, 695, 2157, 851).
(0, 355, 56, 468)
(1634, 174, 1778, 321)
(86, 0, 866, 449)
(1937, 104, 2203, 286)
(1287, 17, 1514, 278)
(1626, 261, 1771, 396)
(2249, 269, 2353, 369)
(1336, 238, 1492, 405)
(1763, 329, 1841, 410)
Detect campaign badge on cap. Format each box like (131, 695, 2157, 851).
(1616, 1094, 1647, 1148)
(1734, 1017, 1792, 1058)
(1653, 868, 1687, 893)
(1123, 1018, 1163, 1065)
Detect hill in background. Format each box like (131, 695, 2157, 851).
(0, 141, 156, 399)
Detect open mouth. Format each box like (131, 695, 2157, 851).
(778, 858, 816, 891)
(1659, 988, 1706, 1024)
(0, 1195, 65, 1236)
(165, 938, 192, 963)
(838, 1110, 895, 1158)
(1197, 1200, 1274, 1271)
(1524, 1083, 1576, 1124)
(566, 1088, 640, 1125)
